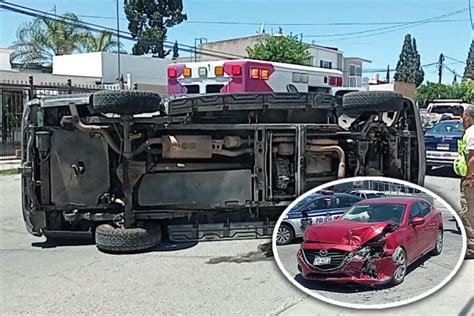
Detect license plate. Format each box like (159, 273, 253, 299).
(437, 144, 450, 150)
(313, 256, 331, 265)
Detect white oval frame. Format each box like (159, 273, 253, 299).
(272, 176, 467, 310)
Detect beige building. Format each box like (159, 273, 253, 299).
(195, 34, 371, 88)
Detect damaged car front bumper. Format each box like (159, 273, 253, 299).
(296, 243, 400, 286)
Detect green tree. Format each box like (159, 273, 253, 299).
(124, 0, 187, 58)
(413, 38, 425, 87)
(10, 13, 90, 65)
(84, 30, 125, 53)
(394, 34, 424, 87)
(414, 81, 474, 107)
(464, 40, 474, 80)
(246, 34, 312, 65)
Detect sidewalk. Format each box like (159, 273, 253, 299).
(0, 159, 21, 174)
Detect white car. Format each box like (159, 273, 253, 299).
(349, 190, 387, 199)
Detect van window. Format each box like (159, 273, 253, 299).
(185, 85, 200, 94)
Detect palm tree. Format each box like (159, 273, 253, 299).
(83, 30, 125, 53)
(10, 13, 91, 65)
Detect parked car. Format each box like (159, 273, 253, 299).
(349, 190, 387, 199)
(20, 90, 426, 253)
(425, 120, 463, 170)
(424, 99, 468, 129)
(297, 197, 443, 286)
(276, 193, 363, 245)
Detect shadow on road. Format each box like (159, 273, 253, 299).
(31, 235, 198, 253)
(152, 239, 198, 252)
(294, 274, 391, 293)
(32, 238, 94, 249)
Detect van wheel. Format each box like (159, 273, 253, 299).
(95, 222, 161, 253)
(92, 90, 162, 115)
(342, 91, 404, 115)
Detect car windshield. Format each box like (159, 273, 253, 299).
(430, 106, 464, 115)
(365, 193, 386, 199)
(429, 121, 463, 134)
(341, 203, 406, 224)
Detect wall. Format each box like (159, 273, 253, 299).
(101, 53, 171, 85)
(369, 81, 416, 99)
(53, 52, 171, 88)
(0, 49, 13, 71)
(343, 58, 364, 88)
(308, 46, 341, 69)
(53, 52, 103, 78)
(199, 35, 265, 61)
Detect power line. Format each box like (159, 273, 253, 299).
(307, 7, 472, 40)
(0, 1, 247, 60)
(469, 0, 474, 32)
(444, 55, 466, 64)
(74, 14, 469, 26)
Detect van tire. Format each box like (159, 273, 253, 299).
(342, 91, 404, 114)
(95, 223, 161, 253)
(92, 90, 161, 115)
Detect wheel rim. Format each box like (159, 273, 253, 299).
(393, 249, 407, 282)
(277, 226, 291, 243)
(436, 230, 443, 253)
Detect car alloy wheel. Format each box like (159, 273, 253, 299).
(431, 229, 443, 256)
(392, 248, 407, 284)
(436, 230, 443, 253)
(276, 226, 292, 245)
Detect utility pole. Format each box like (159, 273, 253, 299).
(386, 64, 390, 83)
(115, 0, 122, 87)
(438, 53, 445, 84)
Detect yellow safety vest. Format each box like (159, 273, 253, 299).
(454, 132, 468, 176)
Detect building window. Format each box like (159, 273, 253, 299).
(349, 65, 362, 77)
(320, 60, 332, 69)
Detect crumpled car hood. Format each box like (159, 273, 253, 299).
(304, 220, 395, 246)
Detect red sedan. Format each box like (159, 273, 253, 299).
(297, 197, 443, 286)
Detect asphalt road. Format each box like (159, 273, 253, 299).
(1, 170, 473, 315)
(0, 174, 303, 314)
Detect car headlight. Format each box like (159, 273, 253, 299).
(354, 246, 372, 257)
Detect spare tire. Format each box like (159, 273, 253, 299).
(92, 90, 161, 115)
(342, 91, 404, 114)
(95, 223, 161, 253)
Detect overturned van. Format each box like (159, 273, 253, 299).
(20, 90, 425, 253)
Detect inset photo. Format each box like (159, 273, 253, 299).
(273, 177, 466, 309)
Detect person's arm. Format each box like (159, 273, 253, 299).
(467, 151, 474, 186)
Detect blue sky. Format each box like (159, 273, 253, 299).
(0, 0, 472, 83)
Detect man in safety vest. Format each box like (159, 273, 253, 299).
(454, 105, 474, 259)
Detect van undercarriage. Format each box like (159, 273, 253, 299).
(21, 91, 425, 252)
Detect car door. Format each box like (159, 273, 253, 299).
(305, 197, 333, 225)
(418, 201, 437, 253)
(406, 203, 423, 260)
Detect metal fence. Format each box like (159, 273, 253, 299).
(0, 75, 113, 160)
(366, 180, 424, 195)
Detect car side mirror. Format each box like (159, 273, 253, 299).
(411, 217, 425, 226)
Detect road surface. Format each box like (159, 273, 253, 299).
(0, 170, 472, 314)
